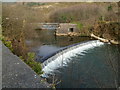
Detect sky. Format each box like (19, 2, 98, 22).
(2, 0, 120, 2)
(2, 0, 16, 2)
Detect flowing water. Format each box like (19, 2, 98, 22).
(26, 27, 119, 88)
(42, 41, 118, 88)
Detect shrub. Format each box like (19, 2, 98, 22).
(49, 3, 118, 23)
(27, 2, 45, 7)
(99, 16, 105, 21)
(2, 3, 43, 75)
(107, 5, 113, 11)
(1, 36, 13, 51)
(26, 52, 43, 75)
(49, 3, 103, 23)
(27, 52, 35, 61)
(72, 22, 83, 30)
(19, 56, 24, 61)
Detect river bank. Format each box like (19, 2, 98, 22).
(91, 33, 119, 44)
(92, 22, 120, 44)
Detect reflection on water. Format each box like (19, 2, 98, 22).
(25, 29, 91, 62)
(36, 45, 61, 62)
(25, 27, 119, 88)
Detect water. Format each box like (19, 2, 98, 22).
(26, 29, 90, 62)
(25, 26, 119, 88)
(42, 40, 104, 77)
(41, 41, 119, 88)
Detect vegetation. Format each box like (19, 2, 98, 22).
(26, 52, 43, 75)
(72, 22, 83, 30)
(49, 3, 118, 23)
(2, 3, 44, 75)
(92, 22, 120, 42)
(27, 2, 46, 7)
(107, 5, 113, 11)
(19, 52, 43, 75)
(1, 2, 119, 76)
(1, 36, 13, 51)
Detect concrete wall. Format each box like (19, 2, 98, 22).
(57, 23, 79, 34)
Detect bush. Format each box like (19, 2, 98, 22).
(1, 36, 13, 51)
(49, 3, 102, 23)
(26, 52, 43, 75)
(72, 22, 83, 30)
(107, 5, 113, 11)
(2, 3, 43, 75)
(49, 3, 118, 23)
(27, 2, 45, 7)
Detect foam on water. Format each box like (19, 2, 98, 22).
(41, 40, 104, 77)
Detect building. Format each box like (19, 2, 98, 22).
(56, 23, 80, 36)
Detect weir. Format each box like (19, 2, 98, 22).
(41, 40, 104, 77)
(40, 23, 59, 30)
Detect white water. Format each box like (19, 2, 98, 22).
(41, 40, 104, 77)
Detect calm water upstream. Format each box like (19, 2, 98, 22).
(26, 28, 119, 88)
(26, 29, 90, 62)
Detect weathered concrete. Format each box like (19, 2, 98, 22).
(2, 42, 49, 88)
(56, 23, 79, 36)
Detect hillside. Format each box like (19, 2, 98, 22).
(92, 22, 120, 44)
(2, 2, 120, 59)
(2, 2, 118, 23)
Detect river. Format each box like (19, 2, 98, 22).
(25, 28, 119, 88)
